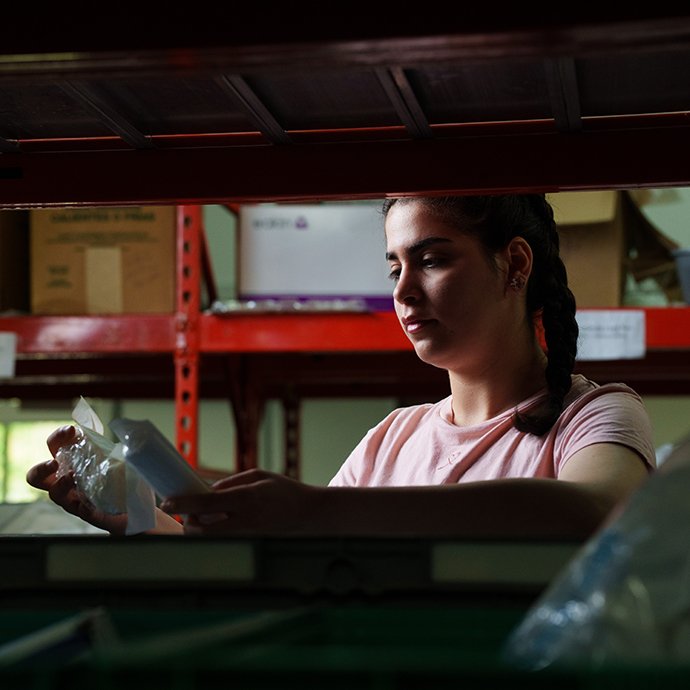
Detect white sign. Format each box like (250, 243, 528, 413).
(576, 310, 646, 361)
(238, 203, 393, 309)
(0, 332, 17, 378)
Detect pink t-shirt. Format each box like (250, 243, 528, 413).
(329, 375, 656, 487)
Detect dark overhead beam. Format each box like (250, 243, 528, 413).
(0, 137, 20, 153)
(2, 10, 690, 58)
(544, 58, 582, 132)
(375, 67, 433, 139)
(59, 81, 154, 150)
(1, 125, 689, 207)
(216, 75, 291, 145)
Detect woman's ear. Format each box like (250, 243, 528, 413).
(503, 236, 533, 291)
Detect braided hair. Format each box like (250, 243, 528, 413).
(382, 194, 578, 436)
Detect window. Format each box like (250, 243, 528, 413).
(0, 420, 69, 503)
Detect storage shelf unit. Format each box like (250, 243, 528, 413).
(2, 10, 690, 468)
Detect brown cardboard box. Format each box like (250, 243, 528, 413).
(0, 210, 30, 313)
(547, 191, 626, 307)
(31, 206, 176, 314)
(548, 190, 681, 307)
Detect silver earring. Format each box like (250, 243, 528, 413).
(509, 275, 525, 291)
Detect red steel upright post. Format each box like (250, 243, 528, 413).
(175, 205, 202, 467)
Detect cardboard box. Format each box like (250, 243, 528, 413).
(0, 210, 30, 313)
(238, 202, 394, 310)
(548, 191, 626, 307)
(31, 206, 176, 314)
(549, 190, 681, 307)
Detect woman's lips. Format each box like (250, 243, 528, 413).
(402, 317, 433, 334)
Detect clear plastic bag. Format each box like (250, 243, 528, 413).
(503, 435, 690, 670)
(55, 398, 156, 535)
(110, 417, 210, 500)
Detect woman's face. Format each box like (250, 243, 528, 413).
(385, 201, 519, 373)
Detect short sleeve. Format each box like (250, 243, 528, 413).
(554, 385, 656, 475)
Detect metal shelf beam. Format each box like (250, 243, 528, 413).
(3, 125, 690, 208)
(4, 307, 690, 355)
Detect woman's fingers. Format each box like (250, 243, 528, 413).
(162, 470, 314, 536)
(210, 469, 272, 490)
(26, 455, 83, 518)
(77, 504, 128, 536)
(26, 459, 59, 489)
(161, 489, 243, 516)
(184, 513, 234, 535)
(47, 473, 82, 516)
(164, 470, 276, 513)
(27, 424, 77, 495)
(47, 425, 78, 457)
(26, 449, 83, 517)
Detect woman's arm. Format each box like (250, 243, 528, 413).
(162, 442, 650, 540)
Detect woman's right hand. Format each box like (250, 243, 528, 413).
(26, 425, 129, 535)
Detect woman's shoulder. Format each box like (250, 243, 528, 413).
(564, 374, 644, 408)
(555, 375, 656, 470)
(558, 374, 652, 442)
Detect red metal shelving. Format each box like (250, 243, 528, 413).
(199, 311, 408, 353)
(199, 307, 690, 353)
(2, 315, 176, 354)
(5, 307, 690, 356)
(640, 308, 690, 349)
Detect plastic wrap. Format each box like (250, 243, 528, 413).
(503, 435, 690, 670)
(55, 398, 156, 535)
(110, 417, 210, 500)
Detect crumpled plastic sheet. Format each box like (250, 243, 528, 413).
(503, 436, 690, 670)
(56, 427, 124, 515)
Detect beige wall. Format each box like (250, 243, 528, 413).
(641, 396, 690, 449)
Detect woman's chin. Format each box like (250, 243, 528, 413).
(411, 344, 450, 370)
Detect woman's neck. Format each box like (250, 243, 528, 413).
(448, 342, 548, 427)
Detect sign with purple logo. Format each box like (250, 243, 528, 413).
(239, 203, 394, 311)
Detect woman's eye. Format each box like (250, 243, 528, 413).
(388, 267, 401, 282)
(421, 256, 440, 268)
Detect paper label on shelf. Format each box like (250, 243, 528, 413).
(0, 332, 17, 378)
(576, 310, 646, 361)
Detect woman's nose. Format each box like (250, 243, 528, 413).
(393, 269, 421, 304)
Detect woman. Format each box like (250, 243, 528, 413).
(27, 195, 655, 539)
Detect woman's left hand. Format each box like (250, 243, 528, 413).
(160, 469, 321, 536)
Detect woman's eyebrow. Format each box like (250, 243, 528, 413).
(385, 236, 453, 261)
